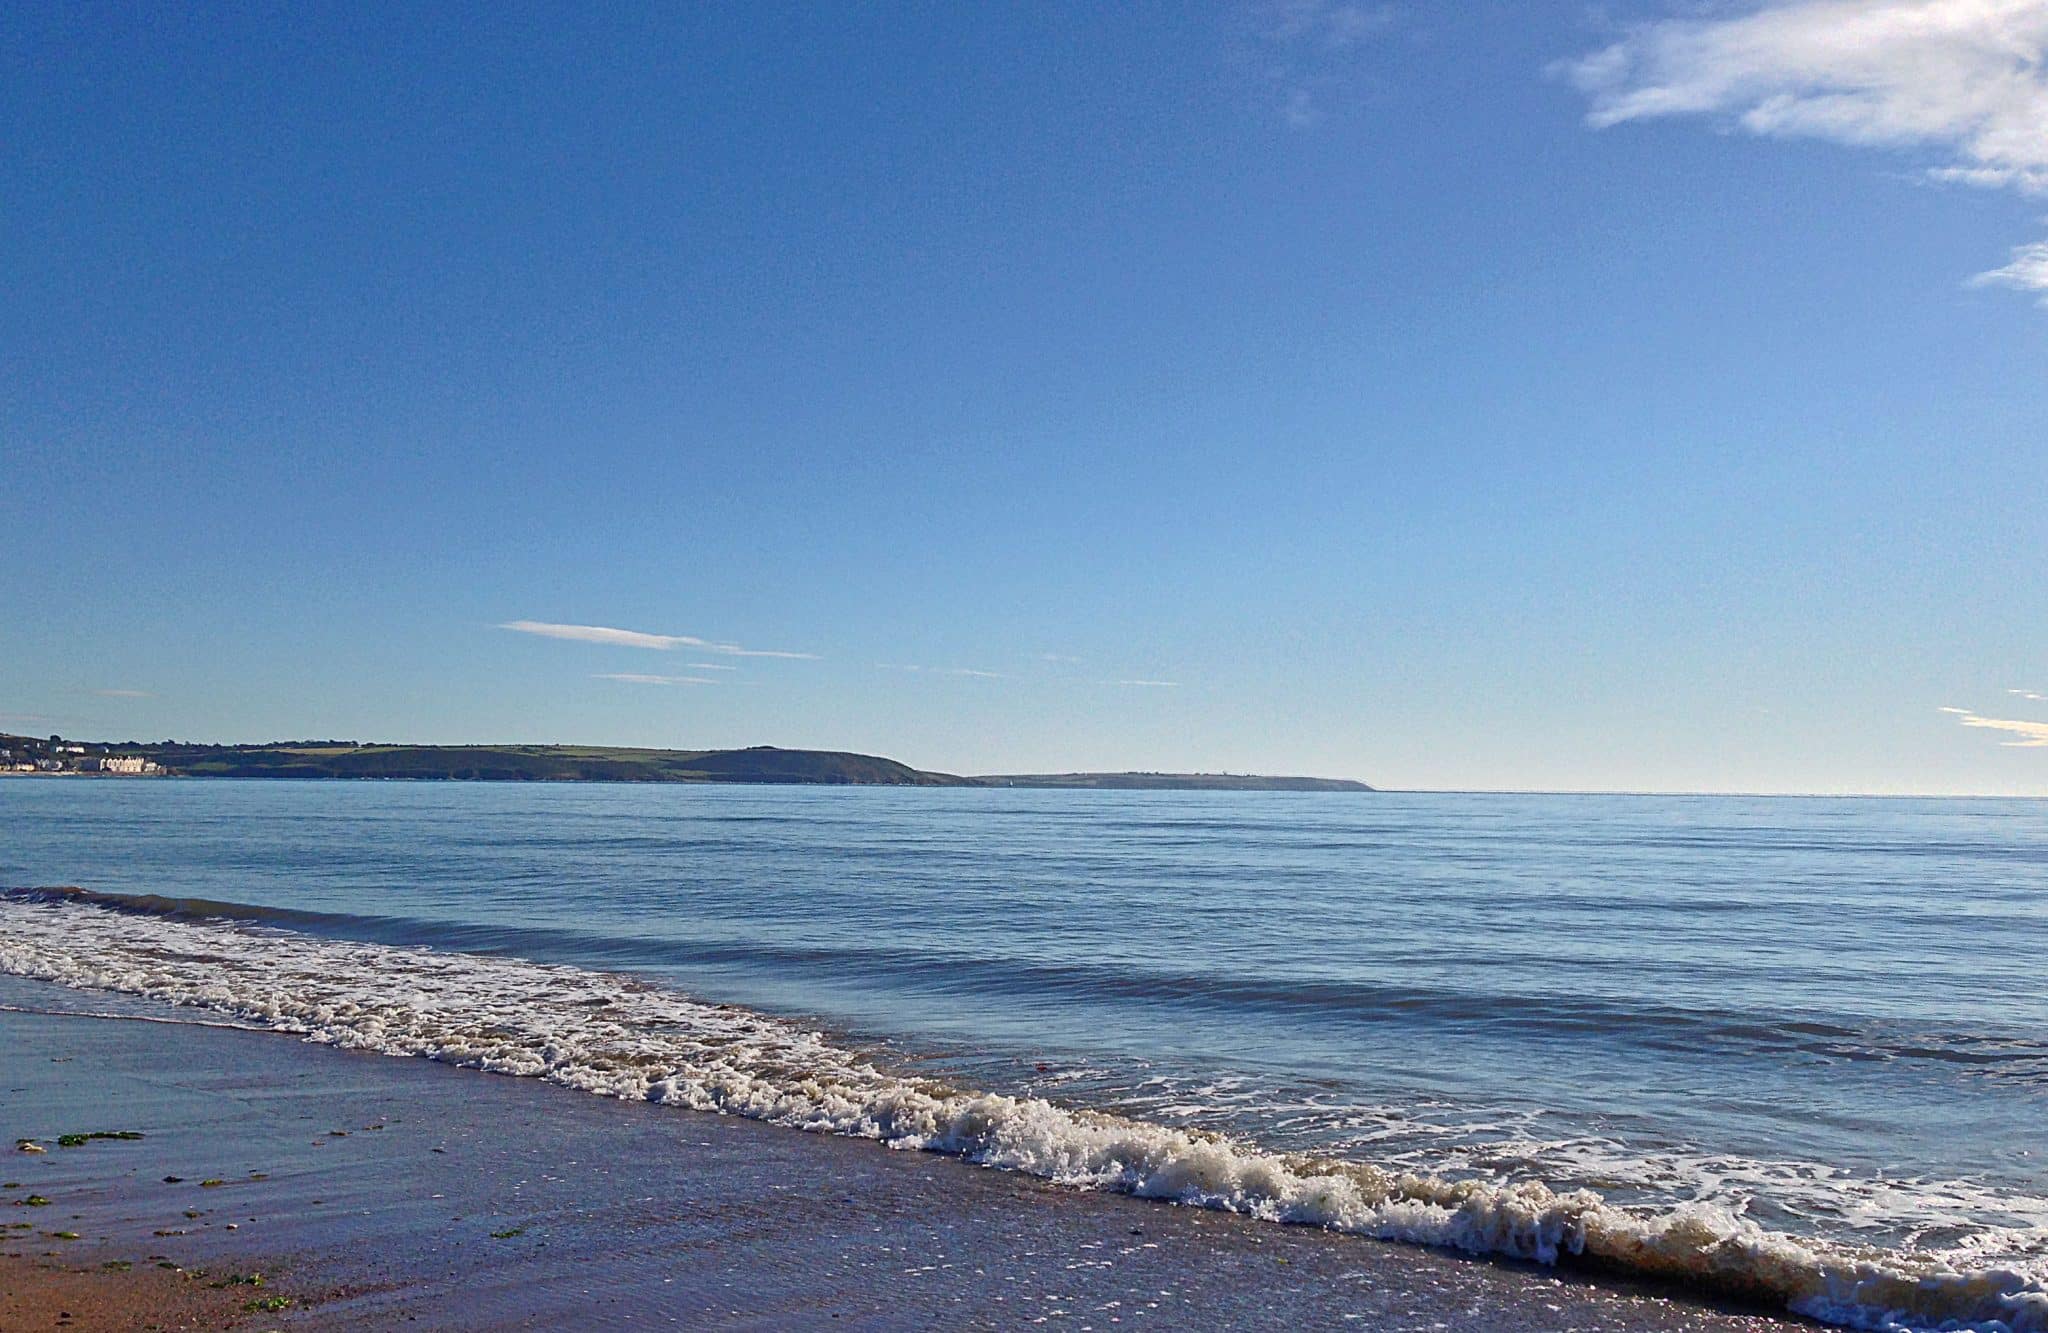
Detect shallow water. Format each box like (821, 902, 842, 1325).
(2, 779, 2043, 1329)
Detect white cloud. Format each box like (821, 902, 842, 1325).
(1109, 679, 1182, 688)
(1036, 652, 1084, 664)
(500, 620, 815, 659)
(1941, 704, 2048, 746)
(686, 662, 739, 671)
(93, 689, 154, 699)
(1565, 0, 2048, 297)
(593, 673, 718, 687)
(502, 620, 704, 650)
(1568, 0, 2048, 181)
(2007, 687, 2047, 700)
(1971, 239, 2048, 300)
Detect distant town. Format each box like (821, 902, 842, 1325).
(2, 735, 164, 776)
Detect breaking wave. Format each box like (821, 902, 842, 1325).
(1, 887, 2042, 1333)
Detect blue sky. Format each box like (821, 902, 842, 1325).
(5, 1, 2046, 794)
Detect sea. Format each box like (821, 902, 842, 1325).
(1, 779, 2043, 1331)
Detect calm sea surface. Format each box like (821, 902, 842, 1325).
(3, 780, 2044, 1326)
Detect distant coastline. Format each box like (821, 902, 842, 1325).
(0, 733, 1372, 791)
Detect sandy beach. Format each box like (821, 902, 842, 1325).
(0, 993, 1806, 1331)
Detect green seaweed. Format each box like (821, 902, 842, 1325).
(244, 1295, 294, 1312)
(17, 1195, 51, 1207)
(489, 1226, 525, 1239)
(56, 1131, 144, 1147)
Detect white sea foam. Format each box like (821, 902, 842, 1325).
(1, 894, 2043, 1333)
(1107, 1074, 2048, 1253)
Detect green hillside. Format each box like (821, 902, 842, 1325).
(7, 734, 1372, 790)
(122, 742, 968, 785)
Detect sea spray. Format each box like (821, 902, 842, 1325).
(1, 890, 2042, 1333)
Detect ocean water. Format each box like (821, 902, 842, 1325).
(2, 779, 2043, 1330)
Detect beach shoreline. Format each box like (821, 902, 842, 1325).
(0, 997, 1804, 1330)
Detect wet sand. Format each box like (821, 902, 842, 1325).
(1, 1253, 282, 1331)
(1, 998, 1807, 1329)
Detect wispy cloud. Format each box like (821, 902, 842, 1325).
(93, 689, 154, 699)
(711, 646, 818, 659)
(686, 662, 739, 671)
(1107, 679, 1181, 688)
(1941, 704, 2048, 746)
(1254, 0, 1397, 128)
(2009, 687, 2047, 701)
(1972, 241, 2048, 303)
(1563, 0, 2048, 299)
(593, 673, 719, 687)
(500, 620, 816, 659)
(1036, 652, 1084, 664)
(877, 664, 1009, 679)
(502, 620, 699, 650)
